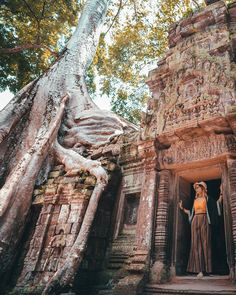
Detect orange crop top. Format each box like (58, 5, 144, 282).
(193, 197, 207, 214)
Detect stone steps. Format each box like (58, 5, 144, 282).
(143, 276, 236, 295)
(91, 234, 136, 295)
(98, 291, 113, 295)
(143, 288, 236, 295)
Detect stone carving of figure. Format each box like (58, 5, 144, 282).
(179, 181, 223, 278)
(43, 229, 66, 271)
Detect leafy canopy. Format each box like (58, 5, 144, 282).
(0, 0, 80, 93)
(0, 0, 205, 123)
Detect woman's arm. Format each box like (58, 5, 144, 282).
(179, 200, 190, 217)
(216, 192, 223, 216)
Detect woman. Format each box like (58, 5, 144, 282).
(179, 181, 222, 278)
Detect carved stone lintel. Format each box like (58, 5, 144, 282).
(159, 134, 236, 169)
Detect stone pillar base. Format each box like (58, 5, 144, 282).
(149, 261, 170, 284)
(113, 274, 144, 295)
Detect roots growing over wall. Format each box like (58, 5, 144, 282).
(0, 0, 136, 292)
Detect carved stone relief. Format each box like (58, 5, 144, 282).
(144, 17, 236, 139)
(159, 134, 236, 167)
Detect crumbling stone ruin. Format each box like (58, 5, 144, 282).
(2, 1, 236, 294)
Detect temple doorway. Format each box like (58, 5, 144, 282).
(175, 172, 229, 276)
(122, 192, 140, 232)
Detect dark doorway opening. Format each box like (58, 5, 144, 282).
(176, 178, 229, 275)
(122, 193, 140, 231)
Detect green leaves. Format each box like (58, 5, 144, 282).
(0, 0, 80, 93)
(0, 0, 204, 122)
(90, 0, 203, 123)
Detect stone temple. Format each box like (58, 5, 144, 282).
(3, 1, 236, 294)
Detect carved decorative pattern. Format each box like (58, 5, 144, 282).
(16, 165, 99, 289)
(227, 159, 236, 265)
(154, 170, 170, 262)
(160, 135, 236, 167)
(144, 7, 236, 139)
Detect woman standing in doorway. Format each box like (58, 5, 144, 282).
(179, 181, 222, 278)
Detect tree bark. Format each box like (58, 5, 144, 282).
(0, 0, 138, 291)
(0, 0, 137, 291)
(0, 0, 139, 292)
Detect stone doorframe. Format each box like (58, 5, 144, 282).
(171, 162, 235, 280)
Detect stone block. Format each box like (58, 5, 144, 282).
(33, 188, 45, 196)
(70, 203, 82, 211)
(55, 176, 81, 184)
(70, 192, 88, 201)
(55, 223, 72, 234)
(41, 204, 53, 214)
(66, 234, 75, 246)
(39, 213, 49, 225)
(45, 184, 58, 195)
(48, 170, 64, 178)
(51, 212, 60, 225)
(62, 246, 72, 257)
(53, 204, 61, 214)
(229, 6, 236, 22)
(58, 195, 70, 204)
(149, 261, 170, 284)
(34, 225, 43, 237)
(32, 194, 44, 205)
(67, 210, 81, 223)
(48, 224, 56, 236)
(70, 223, 80, 234)
(44, 194, 59, 204)
(57, 183, 75, 194)
(84, 176, 96, 186)
(58, 204, 70, 223)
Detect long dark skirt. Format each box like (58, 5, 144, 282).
(187, 214, 212, 273)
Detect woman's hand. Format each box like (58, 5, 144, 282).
(179, 200, 190, 217)
(218, 193, 223, 203)
(179, 200, 184, 210)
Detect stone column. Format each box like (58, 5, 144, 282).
(133, 140, 158, 268)
(150, 169, 170, 283)
(114, 140, 158, 295)
(227, 159, 236, 280)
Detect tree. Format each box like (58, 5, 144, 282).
(0, 0, 136, 293)
(0, 0, 80, 93)
(0, 0, 203, 123)
(93, 0, 200, 123)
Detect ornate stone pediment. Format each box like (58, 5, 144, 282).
(144, 1, 236, 141)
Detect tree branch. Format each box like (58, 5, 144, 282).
(22, 0, 40, 22)
(193, 0, 201, 9)
(104, 0, 123, 35)
(41, 0, 47, 18)
(0, 44, 59, 58)
(132, 0, 137, 19)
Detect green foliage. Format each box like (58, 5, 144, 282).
(0, 0, 204, 123)
(0, 0, 79, 93)
(90, 0, 203, 123)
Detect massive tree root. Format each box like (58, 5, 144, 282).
(0, 0, 136, 292)
(0, 95, 69, 278)
(42, 183, 106, 294)
(42, 141, 108, 294)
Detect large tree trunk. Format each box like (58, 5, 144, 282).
(0, 0, 135, 292)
